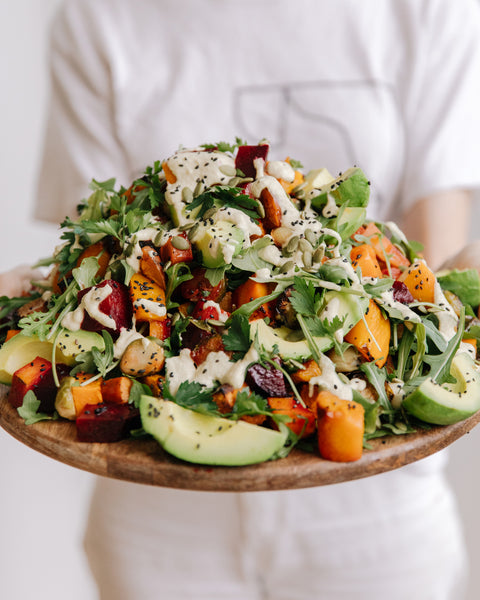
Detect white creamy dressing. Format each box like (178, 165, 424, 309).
(164, 150, 234, 225)
(457, 341, 476, 360)
(165, 344, 260, 395)
(113, 326, 145, 359)
(253, 157, 266, 179)
(124, 227, 165, 272)
(258, 243, 284, 267)
(387, 378, 406, 409)
(266, 160, 295, 182)
(431, 281, 458, 341)
(133, 298, 167, 319)
(325, 256, 361, 284)
(61, 284, 116, 331)
(349, 377, 367, 393)
(379, 290, 422, 323)
(211, 207, 262, 245)
(309, 354, 353, 401)
(249, 176, 300, 228)
(319, 295, 345, 343)
(322, 193, 339, 218)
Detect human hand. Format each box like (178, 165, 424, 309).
(0, 265, 43, 297)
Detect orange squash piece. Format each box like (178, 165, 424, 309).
(291, 359, 322, 383)
(398, 260, 436, 303)
(159, 234, 193, 265)
(268, 396, 316, 438)
(350, 244, 383, 278)
(71, 378, 103, 417)
(233, 277, 275, 322)
(344, 299, 390, 367)
(5, 329, 21, 341)
(315, 390, 365, 462)
(162, 161, 177, 184)
(101, 377, 133, 404)
(129, 273, 167, 322)
(354, 223, 410, 270)
(140, 246, 167, 289)
(142, 374, 165, 397)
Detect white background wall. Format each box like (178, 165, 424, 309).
(0, 2, 480, 600)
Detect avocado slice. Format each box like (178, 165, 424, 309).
(436, 268, 480, 308)
(402, 352, 480, 425)
(332, 206, 367, 241)
(139, 395, 288, 466)
(0, 329, 105, 384)
(191, 220, 245, 268)
(311, 167, 370, 210)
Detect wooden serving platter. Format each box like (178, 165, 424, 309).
(1, 385, 479, 492)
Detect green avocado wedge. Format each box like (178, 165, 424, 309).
(0, 330, 105, 385)
(139, 395, 288, 466)
(403, 352, 480, 425)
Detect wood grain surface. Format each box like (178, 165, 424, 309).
(1, 384, 479, 492)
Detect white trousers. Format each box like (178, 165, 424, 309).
(84, 453, 467, 600)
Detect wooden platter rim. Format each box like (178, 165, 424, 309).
(1, 385, 479, 492)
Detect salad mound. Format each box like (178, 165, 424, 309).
(1, 139, 480, 466)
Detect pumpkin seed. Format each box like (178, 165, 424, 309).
(256, 201, 266, 218)
(219, 164, 237, 177)
(313, 247, 325, 263)
(202, 207, 217, 220)
(298, 238, 313, 253)
(305, 228, 317, 246)
(178, 221, 195, 231)
(228, 177, 242, 188)
(171, 235, 190, 250)
(303, 250, 313, 268)
(194, 181, 204, 196)
(280, 260, 294, 273)
(187, 223, 200, 239)
(182, 187, 193, 203)
(286, 235, 300, 253)
(154, 231, 165, 247)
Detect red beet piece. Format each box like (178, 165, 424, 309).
(78, 279, 133, 337)
(9, 357, 69, 413)
(235, 144, 269, 178)
(76, 402, 141, 442)
(247, 360, 289, 397)
(392, 280, 414, 304)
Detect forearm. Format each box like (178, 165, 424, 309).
(400, 190, 472, 270)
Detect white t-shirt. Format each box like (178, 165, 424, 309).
(35, 1, 480, 598)
(37, 0, 480, 225)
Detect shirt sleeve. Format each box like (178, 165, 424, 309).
(400, 0, 480, 210)
(35, 0, 130, 223)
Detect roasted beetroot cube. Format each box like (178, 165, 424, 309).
(78, 279, 133, 337)
(76, 402, 141, 442)
(9, 357, 69, 413)
(247, 360, 289, 397)
(235, 144, 269, 178)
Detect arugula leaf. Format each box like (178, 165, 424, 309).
(222, 314, 251, 359)
(17, 391, 57, 425)
(423, 309, 465, 384)
(128, 379, 153, 408)
(359, 362, 391, 411)
(90, 331, 116, 378)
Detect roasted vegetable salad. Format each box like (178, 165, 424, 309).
(2, 139, 480, 466)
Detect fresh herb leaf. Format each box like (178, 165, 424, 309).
(128, 379, 153, 408)
(164, 380, 220, 416)
(231, 237, 272, 272)
(222, 314, 251, 359)
(289, 277, 317, 317)
(17, 390, 57, 425)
